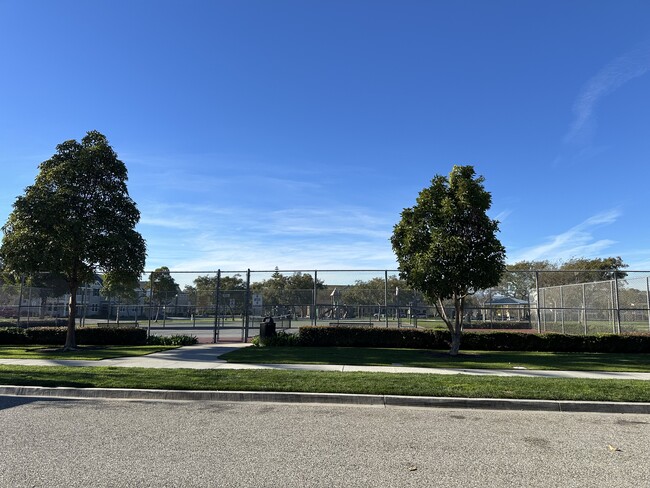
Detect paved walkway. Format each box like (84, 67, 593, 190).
(2, 343, 650, 380)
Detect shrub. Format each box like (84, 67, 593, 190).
(0, 327, 28, 345)
(0, 318, 68, 327)
(294, 326, 650, 353)
(0, 326, 147, 346)
(464, 321, 532, 330)
(258, 331, 300, 347)
(78, 327, 147, 346)
(297, 326, 449, 349)
(24, 327, 67, 345)
(146, 334, 198, 346)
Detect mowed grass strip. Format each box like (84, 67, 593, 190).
(0, 345, 176, 360)
(222, 347, 650, 372)
(1, 365, 649, 402)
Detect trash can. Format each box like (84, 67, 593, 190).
(260, 316, 276, 339)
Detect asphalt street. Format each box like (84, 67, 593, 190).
(1, 397, 648, 487)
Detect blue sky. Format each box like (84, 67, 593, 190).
(1, 0, 649, 275)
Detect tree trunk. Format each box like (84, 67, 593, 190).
(64, 286, 78, 350)
(449, 294, 465, 356)
(450, 329, 462, 356)
(39, 296, 47, 319)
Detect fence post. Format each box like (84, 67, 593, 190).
(582, 283, 587, 335)
(645, 276, 650, 332)
(609, 280, 615, 333)
(395, 286, 400, 328)
(27, 284, 32, 326)
(79, 286, 85, 327)
(614, 275, 621, 334)
(17, 274, 25, 326)
(243, 269, 251, 342)
(384, 270, 389, 327)
(147, 273, 153, 338)
(107, 293, 112, 325)
(213, 269, 221, 343)
(534, 271, 541, 333)
(560, 286, 565, 334)
(312, 270, 318, 326)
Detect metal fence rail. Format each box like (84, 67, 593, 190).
(1, 269, 649, 341)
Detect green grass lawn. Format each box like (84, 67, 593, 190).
(0, 365, 649, 402)
(222, 346, 650, 372)
(0, 345, 176, 360)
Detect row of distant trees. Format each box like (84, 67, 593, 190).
(142, 258, 633, 315)
(501, 257, 628, 300)
(0, 258, 632, 316)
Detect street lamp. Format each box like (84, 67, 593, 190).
(395, 286, 400, 327)
(330, 288, 340, 322)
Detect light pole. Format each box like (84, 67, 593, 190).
(395, 286, 400, 327)
(330, 288, 340, 323)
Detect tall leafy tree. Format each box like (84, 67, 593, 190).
(0, 270, 70, 320)
(343, 276, 421, 317)
(502, 257, 629, 298)
(186, 274, 246, 315)
(0, 131, 146, 349)
(500, 260, 553, 299)
(101, 273, 140, 323)
(252, 270, 324, 312)
(145, 266, 179, 320)
(391, 165, 506, 355)
(285, 272, 324, 316)
(30, 273, 69, 319)
(559, 257, 628, 283)
(0, 267, 23, 316)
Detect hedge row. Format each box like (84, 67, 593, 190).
(0, 327, 147, 346)
(295, 326, 650, 353)
(464, 321, 532, 330)
(0, 319, 68, 327)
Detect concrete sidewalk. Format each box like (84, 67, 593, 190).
(1, 342, 650, 380)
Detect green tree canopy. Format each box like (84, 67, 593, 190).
(145, 267, 179, 305)
(185, 274, 246, 315)
(344, 276, 421, 308)
(391, 165, 505, 355)
(502, 257, 629, 298)
(559, 257, 628, 282)
(0, 131, 146, 348)
(251, 270, 324, 311)
(144, 267, 179, 321)
(101, 273, 140, 323)
(500, 260, 553, 299)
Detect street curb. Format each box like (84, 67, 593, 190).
(1, 385, 650, 413)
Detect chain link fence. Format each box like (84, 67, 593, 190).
(1, 269, 649, 340)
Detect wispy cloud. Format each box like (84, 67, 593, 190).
(171, 238, 397, 274)
(263, 207, 390, 239)
(508, 209, 621, 263)
(494, 209, 512, 223)
(138, 200, 397, 275)
(613, 248, 650, 271)
(565, 43, 650, 144)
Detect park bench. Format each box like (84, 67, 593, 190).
(96, 322, 139, 328)
(328, 321, 374, 327)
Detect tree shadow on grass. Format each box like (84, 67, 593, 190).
(425, 351, 484, 359)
